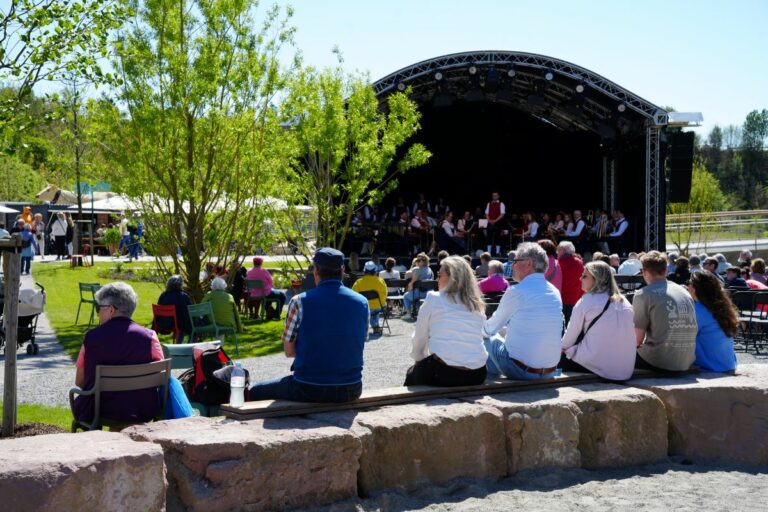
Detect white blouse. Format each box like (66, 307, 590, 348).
(411, 291, 488, 369)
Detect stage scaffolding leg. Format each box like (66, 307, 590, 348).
(645, 125, 661, 251)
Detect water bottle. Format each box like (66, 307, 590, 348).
(230, 362, 246, 407)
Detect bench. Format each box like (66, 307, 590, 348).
(221, 369, 693, 421)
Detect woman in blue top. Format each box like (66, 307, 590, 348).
(687, 270, 738, 373)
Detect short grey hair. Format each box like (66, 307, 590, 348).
(95, 282, 138, 318)
(516, 242, 549, 273)
(488, 260, 504, 275)
(166, 274, 184, 291)
(211, 277, 227, 291)
(557, 241, 575, 256)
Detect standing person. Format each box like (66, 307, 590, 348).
(560, 261, 636, 380)
(482, 242, 563, 380)
(31, 213, 46, 260)
(65, 212, 75, 257)
(20, 224, 39, 275)
(248, 248, 368, 403)
(484, 191, 506, 256)
(50, 212, 68, 260)
(557, 241, 584, 324)
(352, 261, 388, 335)
(686, 271, 738, 373)
(633, 251, 697, 372)
(406, 256, 488, 386)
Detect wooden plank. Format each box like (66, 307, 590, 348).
(2, 236, 22, 437)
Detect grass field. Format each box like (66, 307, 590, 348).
(0, 403, 72, 431)
(32, 261, 285, 360)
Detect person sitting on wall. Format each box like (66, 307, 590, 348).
(482, 242, 563, 381)
(687, 270, 738, 373)
(633, 251, 697, 372)
(406, 256, 488, 387)
(248, 248, 368, 403)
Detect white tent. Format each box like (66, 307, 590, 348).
(0, 205, 20, 213)
(69, 196, 138, 212)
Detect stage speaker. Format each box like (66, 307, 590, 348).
(667, 131, 694, 202)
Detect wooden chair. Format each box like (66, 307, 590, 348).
(152, 304, 184, 343)
(358, 289, 391, 334)
(187, 302, 239, 355)
(162, 341, 222, 417)
(69, 359, 171, 432)
(75, 282, 101, 325)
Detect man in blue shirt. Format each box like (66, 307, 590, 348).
(482, 242, 563, 380)
(248, 247, 369, 403)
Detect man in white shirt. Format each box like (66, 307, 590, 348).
(565, 210, 586, 237)
(618, 252, 643, 275)
(608, 209, 629, 256)
(482, 242, 563, 380)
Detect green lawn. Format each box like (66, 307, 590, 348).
(0, 403, 72, 431)
(33, 261, 284, 360)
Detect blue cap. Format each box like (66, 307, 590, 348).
(364, 261, 377, 273)
(313, 247, 345, 269)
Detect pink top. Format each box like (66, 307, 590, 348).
(561, 292, 636, 381)
(478, 273, 509, 294)
(246, 266, 274, 297)
(545, 255, 562, 292)
(76, 331, 163, 369)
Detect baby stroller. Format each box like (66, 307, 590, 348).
(0, 282, 46, 356)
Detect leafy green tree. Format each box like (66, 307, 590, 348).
(281, 66, 430, 251)
(0, 153, 46, 201)
(107, 0, 297, 300)
(0, 0, 127, 150)
(739, 109, 768, 208)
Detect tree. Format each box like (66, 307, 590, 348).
(0, 0, 127, 150)
(281, 66, 430, 251)
(107, 0, 297, 300)
(0, 153, 46, 201)
(739, 109, 768, 208)
(667, 161, 730, 255)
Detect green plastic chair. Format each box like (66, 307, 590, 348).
(187, 302, 239, 355)
(76, 282, 101, 325)
(162, 341, 222, 417)
(245, 279, 281, 320)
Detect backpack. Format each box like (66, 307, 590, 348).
(179, 347, 250, 405)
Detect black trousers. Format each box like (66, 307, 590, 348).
(558, 353, 591, 373)
(54, 236, 67, 258)
(404, 354, 487, 387)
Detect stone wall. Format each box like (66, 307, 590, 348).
(2, 365, 767, 511)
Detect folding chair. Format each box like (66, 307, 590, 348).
(187, 302, 239, 355)
(730, 290, 759, 351)
(751, 292, 768, 353)
(385, 278, 409, 316)
(69, 359, 171, 432)
(75, 282, 101, 325)
(162, 341, 222, 416)
(359, 289, 391, 334)
(152, 304, 183, 343)
(244, 279, 281, 320)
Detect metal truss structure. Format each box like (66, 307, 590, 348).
(373, 51, 668, 250)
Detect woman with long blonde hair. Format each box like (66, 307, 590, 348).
(405, 256, 488, 386)
(560, 261, 636, 380)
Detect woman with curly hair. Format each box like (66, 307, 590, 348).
(687, 270, 738, 373)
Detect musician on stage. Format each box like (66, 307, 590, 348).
(484, 191, 507, 256)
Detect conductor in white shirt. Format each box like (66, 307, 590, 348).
(482, 242, 563, 380)
(405, 256, 488, 386)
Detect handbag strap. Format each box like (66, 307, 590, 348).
(579, 297, 611, 340)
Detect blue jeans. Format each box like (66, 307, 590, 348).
(248, 375, 362, 403)
(21, 256, 32, 274)
(483, 336, 556, 381)
(369, 308, 382, 328)
(403, 289, 425, 313)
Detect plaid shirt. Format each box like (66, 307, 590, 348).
(282, 293, 304, 346)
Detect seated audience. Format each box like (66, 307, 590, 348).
(714, 253, 729, 274)
(666, 252, 678, 274)
(248, 248, 367, 402)
(73, 282, 164, 423)
(475, 252, 491, 278)
(702, 257, 725, 283)
(538, 239, 562, 292)
(634, 251, 697, 372)
(201, 277, 245, 333)
(724, 266, 748, 288)
(560, 261, 636, 380)
(379, 257, 401, 292)
(689, 255, 703, 273)
(405, 256, 488, 386)
(352, 261, 388, 335)
(667, 256, 691, 285)
(482, 243, 562, 380)
(738, 249, 752, 269)
(609, 254, 621, 272)
(246, 256, 287, 320)
(403, 252, 434, 317)
(749, 258, 767, 285)
(502, 250, 516, 278)
(478, 260, 509, 294)
(156, 275, 193, 342)
(687, 271, 738, 373)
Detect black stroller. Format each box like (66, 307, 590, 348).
(0, 279, 46, 356)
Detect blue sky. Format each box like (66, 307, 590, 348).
(277, 0, 767, 132)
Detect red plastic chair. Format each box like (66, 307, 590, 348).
(152, 304, 182, 343)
